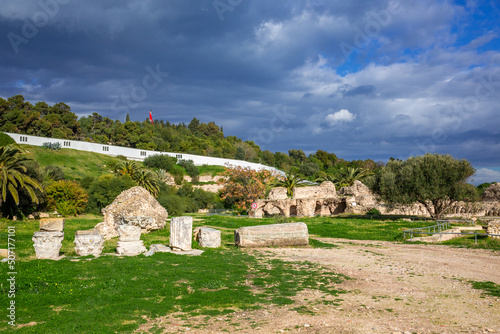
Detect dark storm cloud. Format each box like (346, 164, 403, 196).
(0, 0, 499, 177)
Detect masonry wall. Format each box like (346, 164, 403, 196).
(5, 132, 283, 174)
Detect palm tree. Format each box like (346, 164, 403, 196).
(133, 169, 161, 197)
(334, 167, 374, 188)
(114, 161, 141, 178)
(274, 172, 304, 197)
(0, 145, 42, 205)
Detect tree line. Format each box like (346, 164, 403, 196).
(0, 95, 382, 180)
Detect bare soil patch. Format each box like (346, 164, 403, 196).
(138, 240, 500, 334)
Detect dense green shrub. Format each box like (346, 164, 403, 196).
(85, 174, 136, 214)
(0, 132, 15, 146)
(45, 180, 88, 216)
(156, 184, 187, 216)
(366, 208, 381, 215)
(178, 159, 199, 178)
(299, 162, 320, 177)
(44, 165, 65, 181)
(42, 142, 61, 150)
(143, 154, 177, 171)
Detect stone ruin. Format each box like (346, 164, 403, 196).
(486, 219, 500, 239)
(254, 181, 500, 218)
(235, 222, 309, 248)
(74, 230, 104, 257)
(94, 186, 168, 240)
(32, 218, 65, 259)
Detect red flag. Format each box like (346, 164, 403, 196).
(149, 109, 153, 124)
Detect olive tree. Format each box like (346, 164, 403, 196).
(370, 154, 477, 219)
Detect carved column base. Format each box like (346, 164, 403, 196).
(33, 231, 64, 259)
(116, 240, 147, 256)
(74, 230, 104, 256)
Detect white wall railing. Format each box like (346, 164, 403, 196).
(5, 132, 284, 175)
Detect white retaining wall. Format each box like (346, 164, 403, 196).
(5, 132, 283, 174)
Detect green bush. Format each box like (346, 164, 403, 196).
(143, 154, 177, 171)
(366, 208, 381, 216)
(299, 162, 320, 177)
(0, 132, 15, 146)
(45, 180, 88, 216)
(178, 159, 199, 178)
(42, 142, 61, 150)
(44, 165, 65, 181)
(86, 174, 136, 214)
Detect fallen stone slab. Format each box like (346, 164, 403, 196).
(171, 249, 204, 256)
(234, 222, 309, 248)
(144, 244, 172, 257)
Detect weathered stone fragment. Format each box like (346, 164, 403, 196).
(95, 186, 168, 240)
(197, 227, 221, 248)
(32, 231, 64, 259)
(40, 218, 65, 232)
(116, 224, 146, 256)
(483, 183, 500, 202)
(268, 187, 288, 200)
(486, 220, 500, 239)
(116, 241, 147, 256)
(293, 181, 336, 199)
(74, 230, 104, 256)
(234, 222, 309, 248)
(121, 216, 154, 228)
(170, 216, 193, 251)
(144, 244, 171, 257)
(117, 225, 142, 242)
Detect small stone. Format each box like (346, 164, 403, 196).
(0, 249, 8, 258)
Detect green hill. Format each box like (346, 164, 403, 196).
(24, 145, 125, 183)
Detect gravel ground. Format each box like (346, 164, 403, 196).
(137, 239, 500, 334)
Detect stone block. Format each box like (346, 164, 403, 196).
(117, 225, 142, 242)
(116, 240, 147, 256)
(197, 227, 221, 248)
(170, 216, 193, 251)
(40, 218, 65, 232)
(33, 231, 64, 259)
(74, 230, 104, 256)
(234, 222, 309, 248)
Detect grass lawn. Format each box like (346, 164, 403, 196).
(25, 145, 124, 183)
(1, 214, 498, 333)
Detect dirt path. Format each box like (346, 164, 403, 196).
(138, 240, 500, 334)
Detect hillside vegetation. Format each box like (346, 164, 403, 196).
(0, 94, 381, 181)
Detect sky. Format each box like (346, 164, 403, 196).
(0, 0, 499, 184)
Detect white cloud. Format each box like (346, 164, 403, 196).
(325, 109, 356, 126)
(472, 168, 500, 185)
